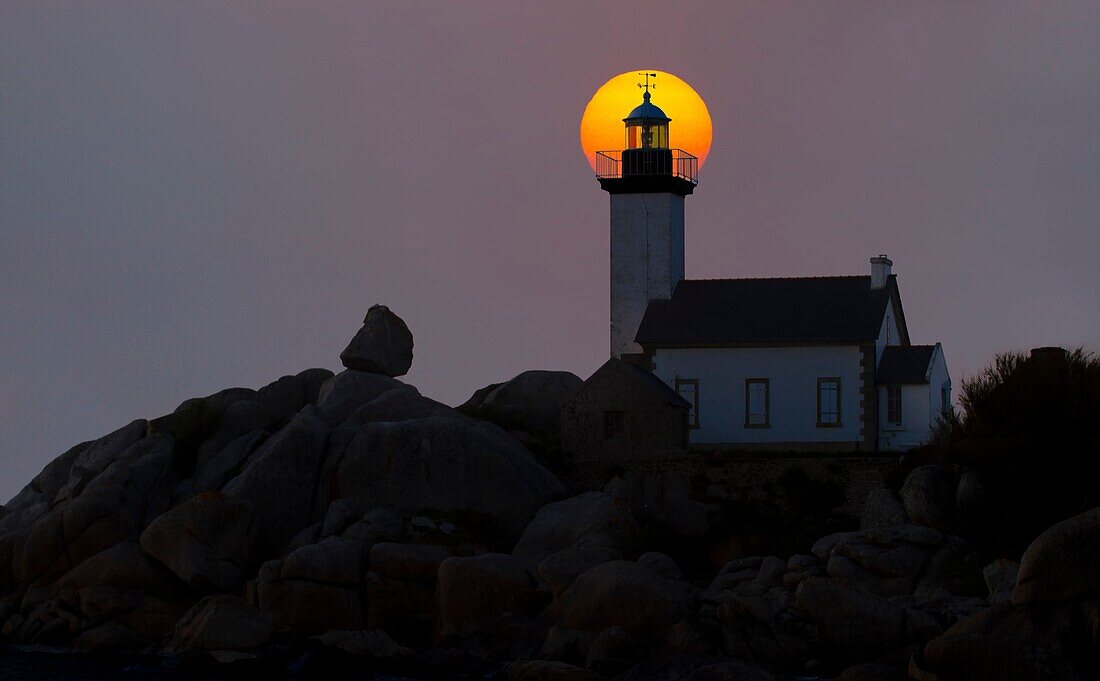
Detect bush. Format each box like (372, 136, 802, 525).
(929, 347, 1100, 554)
(956, 347, 1100, 443)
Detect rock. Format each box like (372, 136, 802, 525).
(550, 560, 690, 640)
(256, 571, 362, 635)
(900, 465, 957, 531)
(918, 604, 1077, 681)
(716, 594, 807, 664)
(52, 419, 149, 503)
(709, 556, 768, 592)
(163, 595, 272, 655)
(339, 304, 414, 377)
(513, 492, 641, 562)
(68, 621, 144, 652)
(860, 488, 907, 530)
(19, 433, 179, 585)
(315, 370, 414, 425)
(504, 660, 604, 681)
(954, 469, 992, 530)
(177, 429, 266, 500)
(604, 471, 709, 539)
(336, 417, 563, 543)
(366, 543, 454, 645)
(139, 492, 255, 592)
(984, 559, 1019, 605)
(538, 546, 622, 599)
(222, 407, 329, 557)
(839, 663, 908, 680)
(1013, 506, 1100, 605)
(342, 507, 404, 545)
(616, 654, 776, 681)
(369, 542, 453, 583)
(256, 369, 334, 422)
(50, 541, 184, 597)
(585, 625, 641, 676)
(461, 370, 582, 439)
(313, 629, 410, 657)
(321, 498, 364, 539)
(436, 553, 541, 640)
(249, 536, 366, 634)
(538, 625, 595, 666)
(662, 619, 717, 655)
(284, 523, 322, 554)
(637, 552, 684, 582)
(343, 390, 460, 426)
(794, 577, 930, 658)
(281, 536, 362, 584)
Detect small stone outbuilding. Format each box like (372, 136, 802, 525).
(561, 358, 690, 462)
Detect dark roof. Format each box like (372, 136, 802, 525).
(622, 361, 692, 409)
(635, 276, 897, 346)
(877, 345, 937, 384)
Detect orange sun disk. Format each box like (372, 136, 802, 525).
(580, 70, 713, 174)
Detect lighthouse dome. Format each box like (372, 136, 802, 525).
(623, 91, 670, 123)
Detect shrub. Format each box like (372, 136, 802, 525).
(956, 347, 1100, 443)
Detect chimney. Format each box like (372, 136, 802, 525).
(870, 254, 893, 289)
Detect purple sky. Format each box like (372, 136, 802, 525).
(3, 2, 1099, 503)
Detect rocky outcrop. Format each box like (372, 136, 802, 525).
(162, 595, 271, 656)
(250, 536, 365, 634)
(339, 304, 414, 377)
(460, 370, 582, 439)
(605, 470, 710, 539)
(513, 492, 641, 561)
(139, 492, 255, 592)
(547, 560, 691, 641)
(436, 553, 542, 640)
(222, 408, 329, 557)
(367, 542, 454, 646)
(4, 307, 1097, 677)
(336, 417, 563, 543)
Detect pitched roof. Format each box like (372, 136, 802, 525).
(579, 358, 691, 410)
(635, 276, 898, 346)
(622, 361, 693, 409)
(877, 345, 937, 384)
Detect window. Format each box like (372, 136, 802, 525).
(941, 385, 951, 414)
(603, 411, 624, 440)
(675, 379, 699, 429)
(817, 378, 841, 427)
(745, 379, 769, 428)
(887, 385, 903, 425)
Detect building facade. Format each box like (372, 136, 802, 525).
(592, 85, 950, 452)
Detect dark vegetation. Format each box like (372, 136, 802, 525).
(907, 346, 1100, 555)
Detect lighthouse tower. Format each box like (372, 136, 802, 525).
(597, 75, 698, 359)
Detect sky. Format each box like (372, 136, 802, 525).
(2, 2, 1099, 503)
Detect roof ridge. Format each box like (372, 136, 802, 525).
(682, 275, 871, 283)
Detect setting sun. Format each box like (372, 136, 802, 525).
(580, 70, 713, 174)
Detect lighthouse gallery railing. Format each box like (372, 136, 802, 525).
(595, 149, 698, 184)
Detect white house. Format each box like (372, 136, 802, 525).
(595, 85, 950, 452)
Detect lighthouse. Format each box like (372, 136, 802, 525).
(597, 74, 698, 360)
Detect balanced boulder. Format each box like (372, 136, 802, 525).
(340, 304, 413, 377)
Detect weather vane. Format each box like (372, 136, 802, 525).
(637, 72, 657, 94)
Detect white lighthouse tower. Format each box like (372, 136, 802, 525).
(596, 74, 698, 360)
